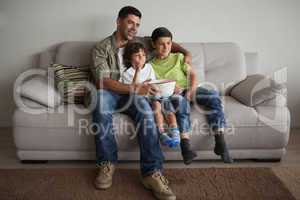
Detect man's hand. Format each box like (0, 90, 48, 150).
(171, 42, 192, 65)
(134, 83, 160, 96)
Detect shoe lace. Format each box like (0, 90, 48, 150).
(99, 162, 111, 174)
(153, 172, 170, 191)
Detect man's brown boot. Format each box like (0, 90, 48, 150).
(141, 171, 176, 200)
(94, 161, 115, 190)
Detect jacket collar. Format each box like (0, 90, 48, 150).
(110, 31, 118, 53)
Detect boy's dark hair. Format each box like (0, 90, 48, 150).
(151, 27, 173, 43)
(123, 42, 146, 69)
(118, 6, 142, 19)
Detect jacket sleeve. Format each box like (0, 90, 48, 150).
(91, 45, 110, 81)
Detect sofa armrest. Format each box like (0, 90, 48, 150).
(15, 72, 62, 108)
(230, 74, 286, 107)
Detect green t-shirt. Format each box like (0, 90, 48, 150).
(150, 53, 188, 88)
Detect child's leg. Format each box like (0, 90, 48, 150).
(165, 112, 180, 147)
(166, 113, 190, 139)
(195, 87, 233, 163)
(165, 112, 177, 128)
(161, 99, 181, 147)
(152, 101, 165, 133)
(170, 94, 197, 164)
(152, 101, 173, 147)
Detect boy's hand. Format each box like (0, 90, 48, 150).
(174, 85, 183, 94)
(143, 79, 152, 84)
(136, 65, 143, 70)
(134, 83, 160, 96)
(186, 88, 196, 101)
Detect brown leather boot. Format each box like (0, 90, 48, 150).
(141, 171, 176, 200)
(94, 161, 115, 189)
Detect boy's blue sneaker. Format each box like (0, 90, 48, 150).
(168, 127, 180, 148)
(159, 133, 174, 147)
(169, 140, 180, 148)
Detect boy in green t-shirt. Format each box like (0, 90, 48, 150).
(150, 27, 233, 163)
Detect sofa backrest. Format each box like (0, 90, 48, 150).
(180, 42, 247, 94)
(39, 41, 247, 94)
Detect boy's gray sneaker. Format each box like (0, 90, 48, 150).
(141, 171, 176, 200)
(94, 161, 115, 190)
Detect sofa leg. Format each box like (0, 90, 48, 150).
(21, 160, 49, 164)
(252, 158, 282, 162)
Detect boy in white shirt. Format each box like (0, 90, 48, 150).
(120, 42, 180, 148)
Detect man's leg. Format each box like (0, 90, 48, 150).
(195, 87, 233, 163)
(170, 95, 197, 164)
(93, 89, 119, 164)
(121, 95, 164, 176)
(122, 95, 176, 200)
(93, 89, 119, 189)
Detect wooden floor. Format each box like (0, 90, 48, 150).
(1, 128, 300, 199)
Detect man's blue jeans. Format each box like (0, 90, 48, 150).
(195, 87, 226, 130)
(93, 89, 164, 176)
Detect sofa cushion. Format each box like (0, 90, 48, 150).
(13, 105, 289, 151)
(190, 96, 258, 131)
(53, 63, 91, 104)
(203, 43, 247, 95)
(14, 96, 259, 128)
(230, 74, 282, 107)
(180, 43, 205, 83)
(20, 76, 62, 108)
(55, 42, 95, 66)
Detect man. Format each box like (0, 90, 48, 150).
(91, 6, 192, 200)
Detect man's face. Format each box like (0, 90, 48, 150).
(153, 37, 172, 59)
(117, 14, 141, 41)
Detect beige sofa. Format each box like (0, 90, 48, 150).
(12, 41, 290, 162)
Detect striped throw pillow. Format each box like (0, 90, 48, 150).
(52, 64, 91, 104)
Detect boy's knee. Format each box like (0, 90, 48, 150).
(209, 90, 220, 97)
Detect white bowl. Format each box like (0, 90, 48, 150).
(149, 79, 176, 98)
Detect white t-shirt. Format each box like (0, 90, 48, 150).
(120, 63, 156, 84)
(117, 47, 127, 82)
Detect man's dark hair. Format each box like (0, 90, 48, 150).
(123, 42, 146, 69)
(118, 6, 142, 19)
(151, 27, 173, 43)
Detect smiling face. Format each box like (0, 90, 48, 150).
(117, 14, 141, 41)
(153, 37, 172, 59)
(130, 49, 146, 69)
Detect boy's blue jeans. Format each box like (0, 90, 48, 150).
(194, 87, 226, 130)
(148, 95, 191, 134)
(168, 95, 192, 134)
(93, 89, 164, 176)
(168, 87, 226, 134)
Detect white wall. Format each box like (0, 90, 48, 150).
(0, 0, 299, 127)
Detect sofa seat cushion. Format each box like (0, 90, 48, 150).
(14, 96, 259, 128)
(13, 96, 289, 151)
(222, 96, 259, 127)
